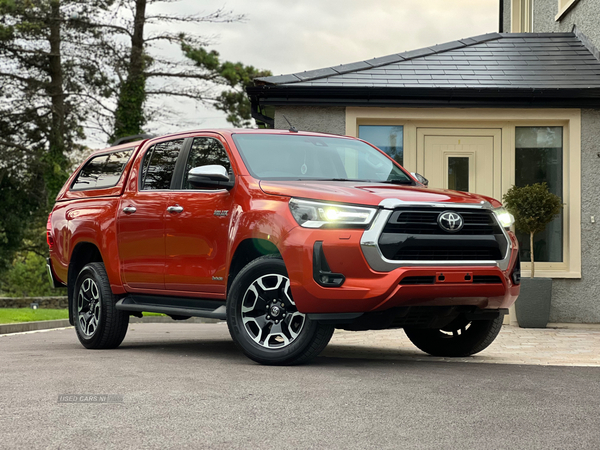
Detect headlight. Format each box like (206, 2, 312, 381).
(289, 198, 377, 229)
(493, 207, 515, 229)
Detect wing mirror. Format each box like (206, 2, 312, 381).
(187, 165, 234, 189)
(411, 172, 429, 187)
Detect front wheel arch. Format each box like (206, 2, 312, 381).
(227, 238, 281, 293)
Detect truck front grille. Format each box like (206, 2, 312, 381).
(383, 210, 499, 235)
(378, 207, 508, 262)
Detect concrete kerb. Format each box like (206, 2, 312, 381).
(0, 319, 72, 335)
(0, 316, 223, 335)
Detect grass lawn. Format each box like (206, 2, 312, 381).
(0, 308, 69, 324)
(0, 309, 166, 324)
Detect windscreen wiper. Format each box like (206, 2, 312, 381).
(378, 179, 415, 185)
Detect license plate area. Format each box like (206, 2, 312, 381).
(435, 271, 473, 283)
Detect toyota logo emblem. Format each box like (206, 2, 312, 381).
(438, 211, 464, 233)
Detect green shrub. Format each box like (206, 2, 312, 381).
(503, 183, 562, 278)
(0, 252, 66, 297)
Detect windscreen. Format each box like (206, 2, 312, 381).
(232, 134, 413, 184)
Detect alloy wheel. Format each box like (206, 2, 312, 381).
(77, 278, 101, 337)
(241, 274, 305, 349)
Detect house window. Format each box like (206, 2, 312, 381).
(358, 125, 404, 166)
(515, 127, 563, 263)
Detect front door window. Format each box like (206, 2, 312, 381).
(447, 156, 470, 192)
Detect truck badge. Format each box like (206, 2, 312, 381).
(438, 211, 464, 233)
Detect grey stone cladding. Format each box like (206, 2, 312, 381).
(274, 106, 346, 135)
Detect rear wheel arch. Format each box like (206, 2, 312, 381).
(227, 238, 281, 293)
(67, 242, 104, 325)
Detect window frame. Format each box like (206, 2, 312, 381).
(70, 147, 134, 192)
(556, 0, 579, 21)
(511, 0, 533, 33)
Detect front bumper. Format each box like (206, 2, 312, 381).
(280, 221, 520, 315)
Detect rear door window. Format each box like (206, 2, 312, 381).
(71, 149, 133, 190)
(140, 139, 184, 190)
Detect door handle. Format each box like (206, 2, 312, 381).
(167, 205, 184, 213)
(123, 206, 137, 214)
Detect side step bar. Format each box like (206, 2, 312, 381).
(116, 295, 227, 320)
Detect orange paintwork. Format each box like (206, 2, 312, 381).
(48, 129, 520, 314)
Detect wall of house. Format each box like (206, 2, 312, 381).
(503, 0, 511, 32)
(274, 106, 346, 135)
(533, 0, 600, 51)
(551, 108, 600, 323)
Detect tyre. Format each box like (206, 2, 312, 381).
(404, 315, 503, 357)
(226, 255, 334, 365)
(73, 262, 129, 349)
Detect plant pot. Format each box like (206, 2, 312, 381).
(515, 277, 552, 328)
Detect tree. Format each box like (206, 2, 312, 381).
(90, 0, 271, 140)
(0, 0, 269, 279)
(0, 0, 114, 270)
(503, 183, 562, 278)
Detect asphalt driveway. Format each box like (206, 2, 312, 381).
(1, 323, 599, 449)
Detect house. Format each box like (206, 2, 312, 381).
(247, 0, 600, 324)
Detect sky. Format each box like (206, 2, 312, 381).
(89, 0, 501, 148)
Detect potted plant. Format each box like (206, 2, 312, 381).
(503, 183, 562, 328)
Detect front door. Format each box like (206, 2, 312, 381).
(164, 135, 234, 295)
(417, 128, 502, 200)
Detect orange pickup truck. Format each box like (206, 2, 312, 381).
(47, 129, 520, 365)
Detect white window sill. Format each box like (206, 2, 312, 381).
(520, 270, 581, 279)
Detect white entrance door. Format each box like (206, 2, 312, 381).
(417, 128, 502, 200)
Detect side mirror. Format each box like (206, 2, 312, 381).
(411, 172, 429, 187)
(187, 165, 234, 189)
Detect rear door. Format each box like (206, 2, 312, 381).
(164, 135, 235, 295)
(117, 138, 186, 291)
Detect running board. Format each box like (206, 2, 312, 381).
(115, 295, 227, 320)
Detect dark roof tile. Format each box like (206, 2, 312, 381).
(294, 67, 339, 81)
(255, 32, 600, 90)
(332, 61, 374, 74)
(400, 48, 437, 59)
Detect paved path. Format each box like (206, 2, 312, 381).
(1, 323, 600, 450)
(327, 325, 600, 367)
